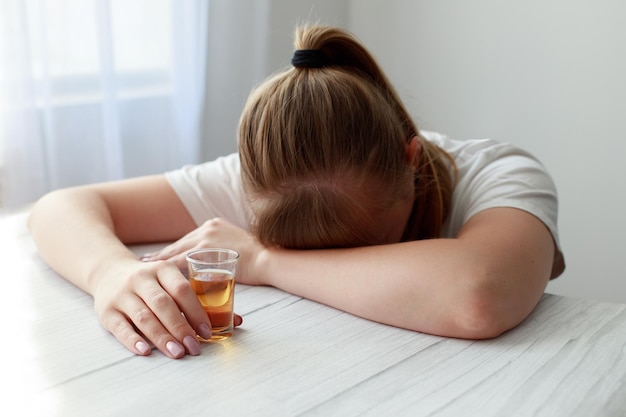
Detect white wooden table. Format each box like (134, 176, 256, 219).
(1, 210, 625, 417)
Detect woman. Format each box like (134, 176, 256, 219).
(28, 25, 565, 359)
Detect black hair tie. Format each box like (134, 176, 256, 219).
(291, 49, 328, 68)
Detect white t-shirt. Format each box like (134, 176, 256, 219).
(166, 131, 565, 278)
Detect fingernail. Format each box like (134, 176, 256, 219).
(183, 335, 201, 356)
(140, 254, 153, 261)
(198, 323, 212, 340)
(166, 340, 185, 358)
(135, 340, 151, 355)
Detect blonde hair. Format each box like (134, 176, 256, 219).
(238, 25, 455, 248)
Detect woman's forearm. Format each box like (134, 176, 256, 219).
(28, 188, 138, 294)
(258, 224, 551, 340)
(259, 241, 479, 336)
(28, 176, 196, 295)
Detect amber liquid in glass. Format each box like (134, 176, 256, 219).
(189, 268, 235, 341)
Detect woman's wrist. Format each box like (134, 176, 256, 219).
(87, 250, 140, 296)
(249, 245, 277, 287)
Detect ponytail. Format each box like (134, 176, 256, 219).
(293, 25, 417, 138)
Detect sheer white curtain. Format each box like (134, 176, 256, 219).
(0, 0, 208, 209)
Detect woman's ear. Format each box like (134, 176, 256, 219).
(405, 135, 422, 165)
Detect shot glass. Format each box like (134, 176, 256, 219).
(186, 248, 239, 342)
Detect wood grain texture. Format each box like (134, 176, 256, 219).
(1, 211, 625, 417)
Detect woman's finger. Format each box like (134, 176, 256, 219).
(101, 308, 153, 356)
(155, 262, 214, 340)
(141, 242, 185, 262)
(133, 264, 202, 357)
(102, 293, 189, 358)
(167, 251, 193, 270)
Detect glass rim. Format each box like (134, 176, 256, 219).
(185, 248, 240, 264)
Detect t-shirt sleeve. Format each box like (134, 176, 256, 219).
(164, 153, 252, 229)
(439, 136, 565, 278)
(464, 147, 559, 236)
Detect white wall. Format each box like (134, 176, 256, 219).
(348, 0, 626, 303)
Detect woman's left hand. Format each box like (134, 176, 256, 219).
(140, 217, 265, 286)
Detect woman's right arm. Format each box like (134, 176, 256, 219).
(28, 175, 213, 358)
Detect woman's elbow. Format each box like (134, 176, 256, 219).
(453, 294, 513, 339)
(450, 273, 540, 340)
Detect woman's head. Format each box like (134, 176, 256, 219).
(238, 25, 454, 249)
